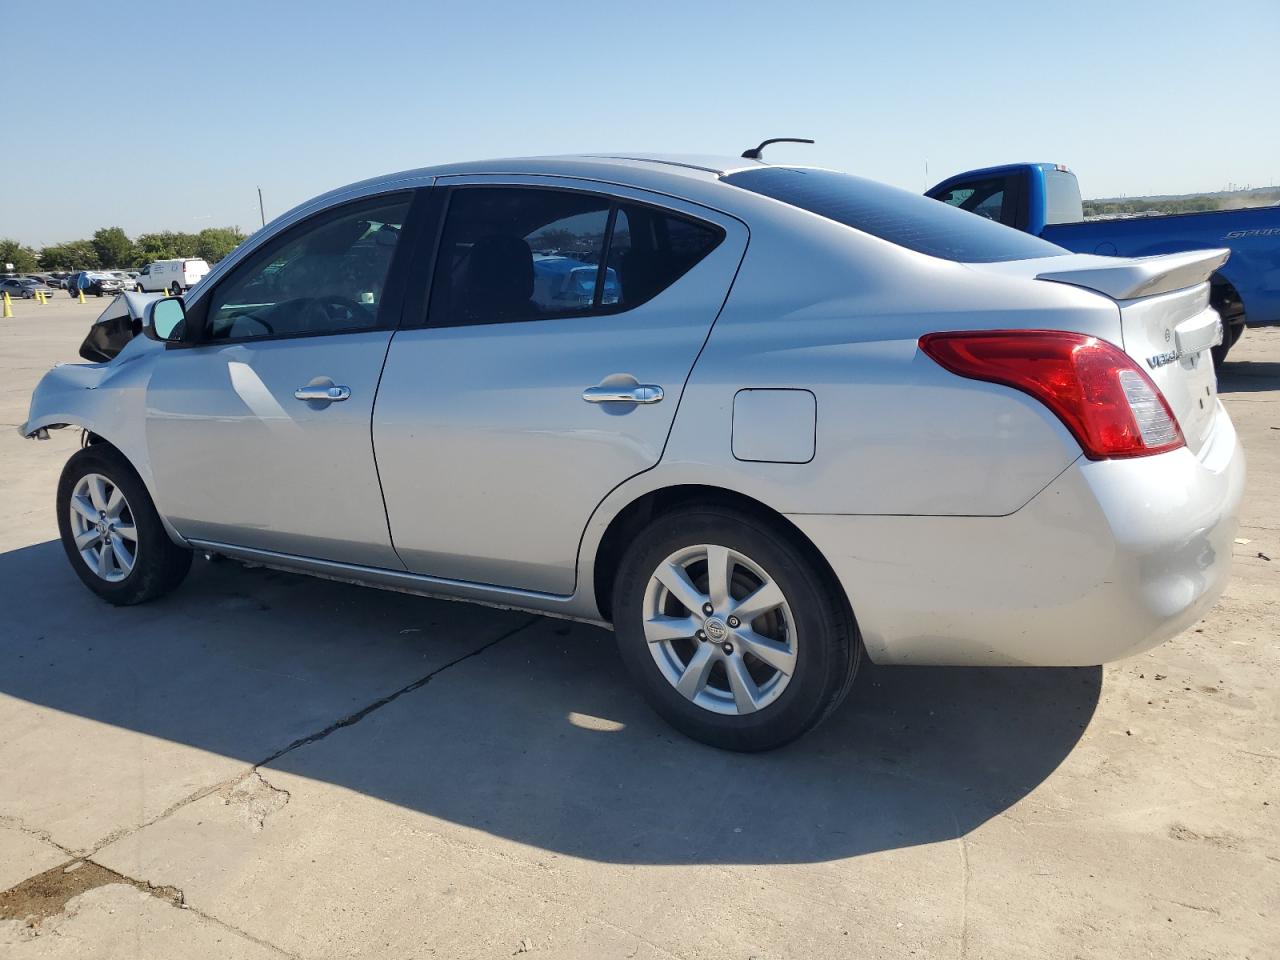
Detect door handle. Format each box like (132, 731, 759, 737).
(582, 383, 664, 404)
(294, 384, 351, 402)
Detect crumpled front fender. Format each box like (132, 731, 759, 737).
(21, 348, 187, 545)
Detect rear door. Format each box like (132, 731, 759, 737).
(374, 177, 748, 594)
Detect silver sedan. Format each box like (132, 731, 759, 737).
(21, 152, 1245, 750)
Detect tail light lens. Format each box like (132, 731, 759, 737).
(919, 330, 1184, 459)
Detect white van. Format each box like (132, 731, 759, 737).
(136, 258, 211, 293)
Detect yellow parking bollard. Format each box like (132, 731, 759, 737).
(78, 289, 86, 304)
(2, 292, 12, 318)
(37, 291, 46, 305)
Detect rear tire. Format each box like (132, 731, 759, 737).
(612, 504, 860, 751)
(56, 445, 192, 605)
(1210, 278, 1246, 367)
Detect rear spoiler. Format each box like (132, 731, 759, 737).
(1036, 248, 1230, 301)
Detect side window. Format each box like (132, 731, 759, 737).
(203, 194, 410, 342)
(971, 188, 1006, 222)
(429, 188, 611, 327)
(939, 179, 1006, 222)
(609, 204, 722, 309)
(937, 177, 1024, 227)
(428, 187, 724, 327)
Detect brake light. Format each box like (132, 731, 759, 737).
(919, 330, 1184, 459)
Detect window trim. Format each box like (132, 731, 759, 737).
(177, 189, 424, 348)
(418, 183, 726, 331)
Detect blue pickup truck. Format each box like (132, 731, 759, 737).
(927, 163, 1280, 363)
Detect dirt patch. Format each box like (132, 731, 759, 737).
(0, 860, 182, 925)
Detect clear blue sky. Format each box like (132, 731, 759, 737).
(4, 0, 1277, 246)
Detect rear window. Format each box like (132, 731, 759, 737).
(723, 167, 1068, 263)
(1044, 169, 1084, 225)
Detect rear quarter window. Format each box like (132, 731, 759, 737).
(724, 167, 1067, 263)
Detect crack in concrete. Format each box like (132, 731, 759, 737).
(254, 615, 541, 767)
(4, 615, 540, 954)
(76, 615, 540, 858)
(0, 816, 78, 861)
(953, 812, 971, 960)
(177, 901, 303, 959)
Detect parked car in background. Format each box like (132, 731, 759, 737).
(66, 271, 125, 297)
(136, 258, 211, 293)
(0, 277, 48, 299)
(21, 153, 1244, 751)
(926, 162, 1280, 364)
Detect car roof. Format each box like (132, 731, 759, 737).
(309, 153, 774, 208)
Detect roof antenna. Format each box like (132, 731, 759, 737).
(741, 137, 815, 161)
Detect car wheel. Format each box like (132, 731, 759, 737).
(56, 445, 192, 606)
(612, 504, 861, 751)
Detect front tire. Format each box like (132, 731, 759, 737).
(612, 504, 860, 751)
(57, 445, 192, 605)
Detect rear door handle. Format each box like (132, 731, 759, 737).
(583, 384, 664, 404)
(294, 384, 351, 402)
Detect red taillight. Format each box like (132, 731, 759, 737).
(919, 330, 1184, 459)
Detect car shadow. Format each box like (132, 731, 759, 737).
(0, 539, 1099, 865)
(1218, 359, 1280, 394)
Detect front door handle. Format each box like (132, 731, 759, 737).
(583, 383, 664, 404)
(294, 384, 351, 402)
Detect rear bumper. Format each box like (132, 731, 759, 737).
(789, 403, 1245, 666)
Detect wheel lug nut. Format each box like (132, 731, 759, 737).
(696, 630, 706, 641)
(702, 602, 714, 615)
(722, 642, 734, 655)
(727, 616, 740, 628)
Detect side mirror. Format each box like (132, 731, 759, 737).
(144, 296, 187, 342)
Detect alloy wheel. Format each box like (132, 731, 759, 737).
(68, 472, 137, 582)
(642, 543, 797, 715)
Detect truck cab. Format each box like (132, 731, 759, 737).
(927, 162, 1280, 363)
(927, 162, 1083, 235)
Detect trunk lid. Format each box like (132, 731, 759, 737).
(1035, 249, 1229, 455)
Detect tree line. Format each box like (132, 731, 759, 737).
(1083, 189, 1280, 218)
(0, 226, 249, 274)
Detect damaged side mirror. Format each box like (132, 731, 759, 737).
(144, 296, 187, 343)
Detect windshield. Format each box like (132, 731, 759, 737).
(723, 167, 1068, 263)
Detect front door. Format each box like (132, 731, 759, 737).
(374, 179, 748, 594)
(145, 191, 418, 567)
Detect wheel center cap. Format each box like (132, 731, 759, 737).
(704, 617, 728, 642)
(96, 521, 106, 534)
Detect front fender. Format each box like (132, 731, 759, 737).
(20, 351, 182, 542)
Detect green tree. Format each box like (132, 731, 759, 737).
(135, 231, 203, 265)
(195, 226, 247, 264)
(38, 240, 99, 271)
(91, 227, 136, 269)
(0, 239, 40, 273)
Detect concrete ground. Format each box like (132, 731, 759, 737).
(0, 295, 1276, 960)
